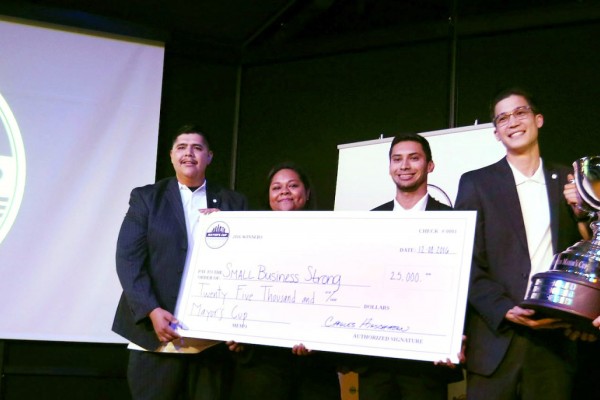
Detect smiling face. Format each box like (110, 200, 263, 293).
(389, 140, 434, 193)
(170, 133, 213, 186)
(269, 168, 309, 211)
(493, 94, 543, 155)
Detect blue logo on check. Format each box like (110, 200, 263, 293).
(205, 221, 230, 249)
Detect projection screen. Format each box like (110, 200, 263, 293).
(0, 16, 164, 343)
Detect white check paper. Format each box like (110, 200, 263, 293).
(175, 211, 475, 363)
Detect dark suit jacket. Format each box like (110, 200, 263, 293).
(372, 196, 451, 211)
(112, 177, 248, 350)
(353, 195, 462, 384)
(455, 157, 580, 376)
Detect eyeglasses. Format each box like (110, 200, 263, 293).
(493, 106, 533, 127)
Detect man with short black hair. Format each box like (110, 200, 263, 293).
(372, 133, 448, 211)
(357, 133, 463, 400)
(113, 124, 247, 400)
(455, 88, 583, 399)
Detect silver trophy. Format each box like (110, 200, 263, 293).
(522, 156, 600, 329)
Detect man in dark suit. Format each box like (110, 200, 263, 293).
(112, 124, 248, 400)
(371, 134, 449, 212)
(455, 88, 584, 400)
(357, 133, 463, 400)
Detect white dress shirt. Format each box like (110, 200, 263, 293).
(393, 193, 429, 212)
(508, 160, 554, 284)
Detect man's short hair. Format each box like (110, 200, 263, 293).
(170, 124, 211, 149)
(389, 133, 432, 162)
(489, 87, 539, 121)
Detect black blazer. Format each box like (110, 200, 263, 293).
(112, 177, 248, 350)
(372, 196, 451, 211)
(354, 194, 462, 383)
(455, 157, 580, 375)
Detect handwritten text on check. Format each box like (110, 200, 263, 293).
(175, 211, 476, 363)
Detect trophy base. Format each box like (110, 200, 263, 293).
(521, 271, 600, 333)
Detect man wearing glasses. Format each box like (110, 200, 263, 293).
(455, 88, 584, 399)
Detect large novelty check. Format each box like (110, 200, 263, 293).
(175, 211, 476, 363)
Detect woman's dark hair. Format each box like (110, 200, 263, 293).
(265, 161, 317, 210)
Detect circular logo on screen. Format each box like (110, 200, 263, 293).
(0, 92, 26, 246)
(205, 221, 230, 249)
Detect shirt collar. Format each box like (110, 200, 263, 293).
(393, 193, 429, 211)
(177, 179, 207, 192)
(508, 158, 546, 186)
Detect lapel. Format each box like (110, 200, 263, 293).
(425, 197, 449, 211)
(424, 197, 438, 211)
(206, 181, 221, 209)
(166, 178, 187, 233)
(543, 164, 560, 252)
(381, 201, 394, 211)
(493, 158, 530, 253)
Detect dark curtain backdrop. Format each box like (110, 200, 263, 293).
(227, 21, 598, 210)
(236, 40, 450, 210)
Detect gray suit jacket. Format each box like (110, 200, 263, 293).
(455, 157, 580, 375)
(112, 177, 247, 350)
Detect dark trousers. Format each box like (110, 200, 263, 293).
(467, 333, 574, 400)
(572, 340, 600, 400)
(229, 345, 340, 400)
(127, 344, 232, 400)
(358, 366, 449, 400)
